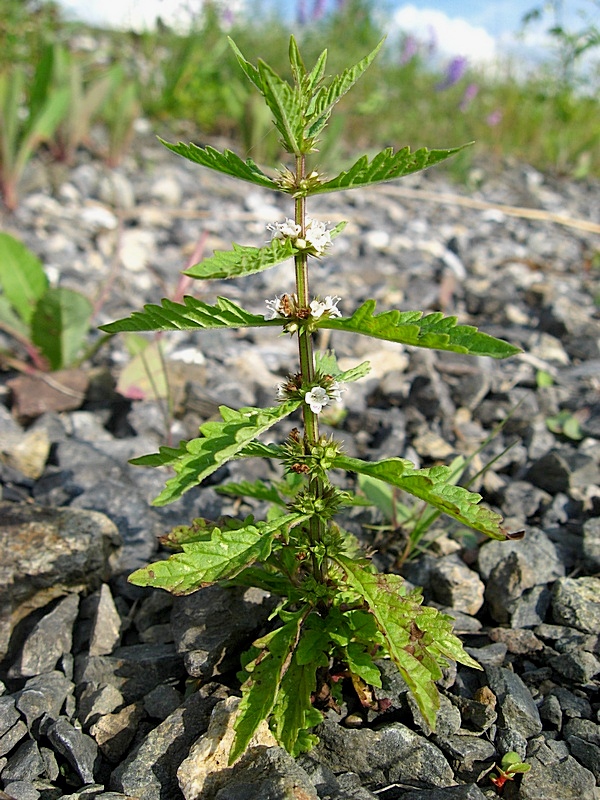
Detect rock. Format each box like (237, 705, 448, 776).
(46, 717, 99, 784)
(549, 650, 600, 683)
(582, 517, 600, 572)
(177, 697, 314, 800)
(111, 685, 227, 800)
(0, 503, 121, 662)
(7, 370, 89, 420)
(0, 740, 45, 782)
(8, 593, 80, 678)
(15, 672, 75, 728)
(551, 577, 600, 634)
(426, 555, 485, 616)
(309, 718, 456, 790)
(518, 736, 599, 800)
(400, 787, 488, 800)
(89, 702, 146, 763)
(88, 585, 122, 657)
(485, 667, 542, 739)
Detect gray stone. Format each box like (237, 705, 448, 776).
(436, 735, 496, 782)
(311, 719, 455, 790)
(564, 719, 600, 746)
(0, 719, 28, 756)
(0, 503, 121, 661)
(46, 717, 99, 784)
(485, 666, 542, 738)
(143, 684, 183, 720)
(549, 687, 593, 720)
(567, 736, 600, 782)
(209, 747, 319, 800)
(74, 644, 186, 705)
(550, 650, 600, 683)
(477, 527, 564, 584)
(88, 584, 122, 657)
(171, 585, 274, 679)
(15, 671, 75, 728)
(1, 740, 45, 781)
(519, 736, 599, 799)
(0, 695, 21, 736)
(540, 693, 563, 729)
(400, 787, 488, 800)
(582, 517, 600, 572)
(110, 685, 227, 800)
(89, 702, 146, 763)
(8, 593, 80, 678)
(77, 682, 124, 728)
(427, 555, 485, 615)
(2, 782, 41, 800)
(552, 576, 600, 634)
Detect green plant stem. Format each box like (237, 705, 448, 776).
(294, 154, 325, 580)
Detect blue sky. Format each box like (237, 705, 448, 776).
(56, 0, 591, 63)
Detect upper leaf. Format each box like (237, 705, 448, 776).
(159, 140, 278, 190)
(319, 300, 521, 358)
(99, 296, 277, 335)
(129, 512, 306, 593)
(257, 60, 305, 154)
(333, 455, 510, 540)
(305, 38, 385, 141)
(185, 238, 297, 281)
(307, 145, 471, 194)
(132, 402, 301, 505)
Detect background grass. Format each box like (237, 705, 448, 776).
(1, 0, 599, 185)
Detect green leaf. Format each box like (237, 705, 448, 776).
(185, 238, 297, 280)
(132, 402, 301, 505)
(0, 233, 48, 325)
(319, 300, 521, 358)
(335, 558, 442, 728)
(129, 512, 306, 593)
(345, 642, 382, 687)
(159, 140, 278, 190)
(314, 349, 371, 383)
(308, 145, 471, 194)
(230, 611, 306, 764)
(258, 59, 305, 154)
(228, 37, 264, 94)
(334, 456, 509, 540)
(305, 39, 385, 141)
(99, 296, 276, 335)
(271, 650, 323, 756)
(30, 287, 93, 370)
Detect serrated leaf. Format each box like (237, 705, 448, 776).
(314, 349, 371, 383)
(100, 296, 277, 335)
(257, 59, 304, 153)
(335, 558, 441, 728)
(132, 402, 301, 506)
(159, 139, 278, 190)
(334, 456, 509, 540)
(305, 47, 328, 94)
(0, 233, 48, 325)
(305, 38, 384, 141)
(185, 238, 297, 280)
(308, 145, 471, 194)
(288, 36, 307, 86)
(230, 610, 306, 764)
(345, 642, 382, 687)
(30, 287, 93, 370)
(159, 515, 249, 548)
(129, 512, 306, 593)
(319, 300, 521, 358)
(272, 650, 323, 756)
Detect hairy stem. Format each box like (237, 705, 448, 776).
(294, 154, 325, 579)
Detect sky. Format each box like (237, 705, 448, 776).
(55, 0, 591, 65)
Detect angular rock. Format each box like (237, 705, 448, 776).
(582, 517, 600, 572)
(15, 671, 75, 728)
(427, 555, 485, 615)
(552, 576, 600, 634)
(485, 666, 542, 739)
(110, 685, 228, 800)
(400, 787, 488, 800)
(0, 503, 121, 661)
(46, 717, 99, 785)
(8, 593, 80, 678)
(519, 736, 598, 800)
(88, 584, 122, 657)
(0, 718, 28, 757)
(89, 702, 146, 763)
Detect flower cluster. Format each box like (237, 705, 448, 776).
(264, 293, 298, 320)
(305, 380, 344, 413)
(268, 217, 332, 256)
(309, 295, 341, 319)
(277, 372, 345, 415)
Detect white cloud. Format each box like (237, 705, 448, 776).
(58, 0, 245, 30)
(391, 5, 498, 64)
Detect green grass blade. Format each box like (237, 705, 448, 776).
(185, 238, 297, 280)
(99, 296, 278, 334)
(0, 233, 48, 325)
(308, 145, 470, 194)
(159, 139, 278, 190)
(129, 512, 306, 592)
(319, 300, 521, 358)
(132, 402, 301, 506)
(334, 455, 509, 540)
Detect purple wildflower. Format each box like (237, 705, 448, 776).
(297, 0, 307, 25)
(459, 83, 479, 111)
(400, 34, 419, 65)
(486, 109, 503, 127)
(436, 56, 468, 90)
(312, 0, 327, 19)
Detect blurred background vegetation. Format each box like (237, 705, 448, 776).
(1, 0, 599, 210)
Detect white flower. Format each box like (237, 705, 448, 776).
(309, 295, 342, 319)
(329, 381, 345, 403)
(304, 218, 332, 255)
(268, 218, 301, 241)
(305, 386, 330, 414)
